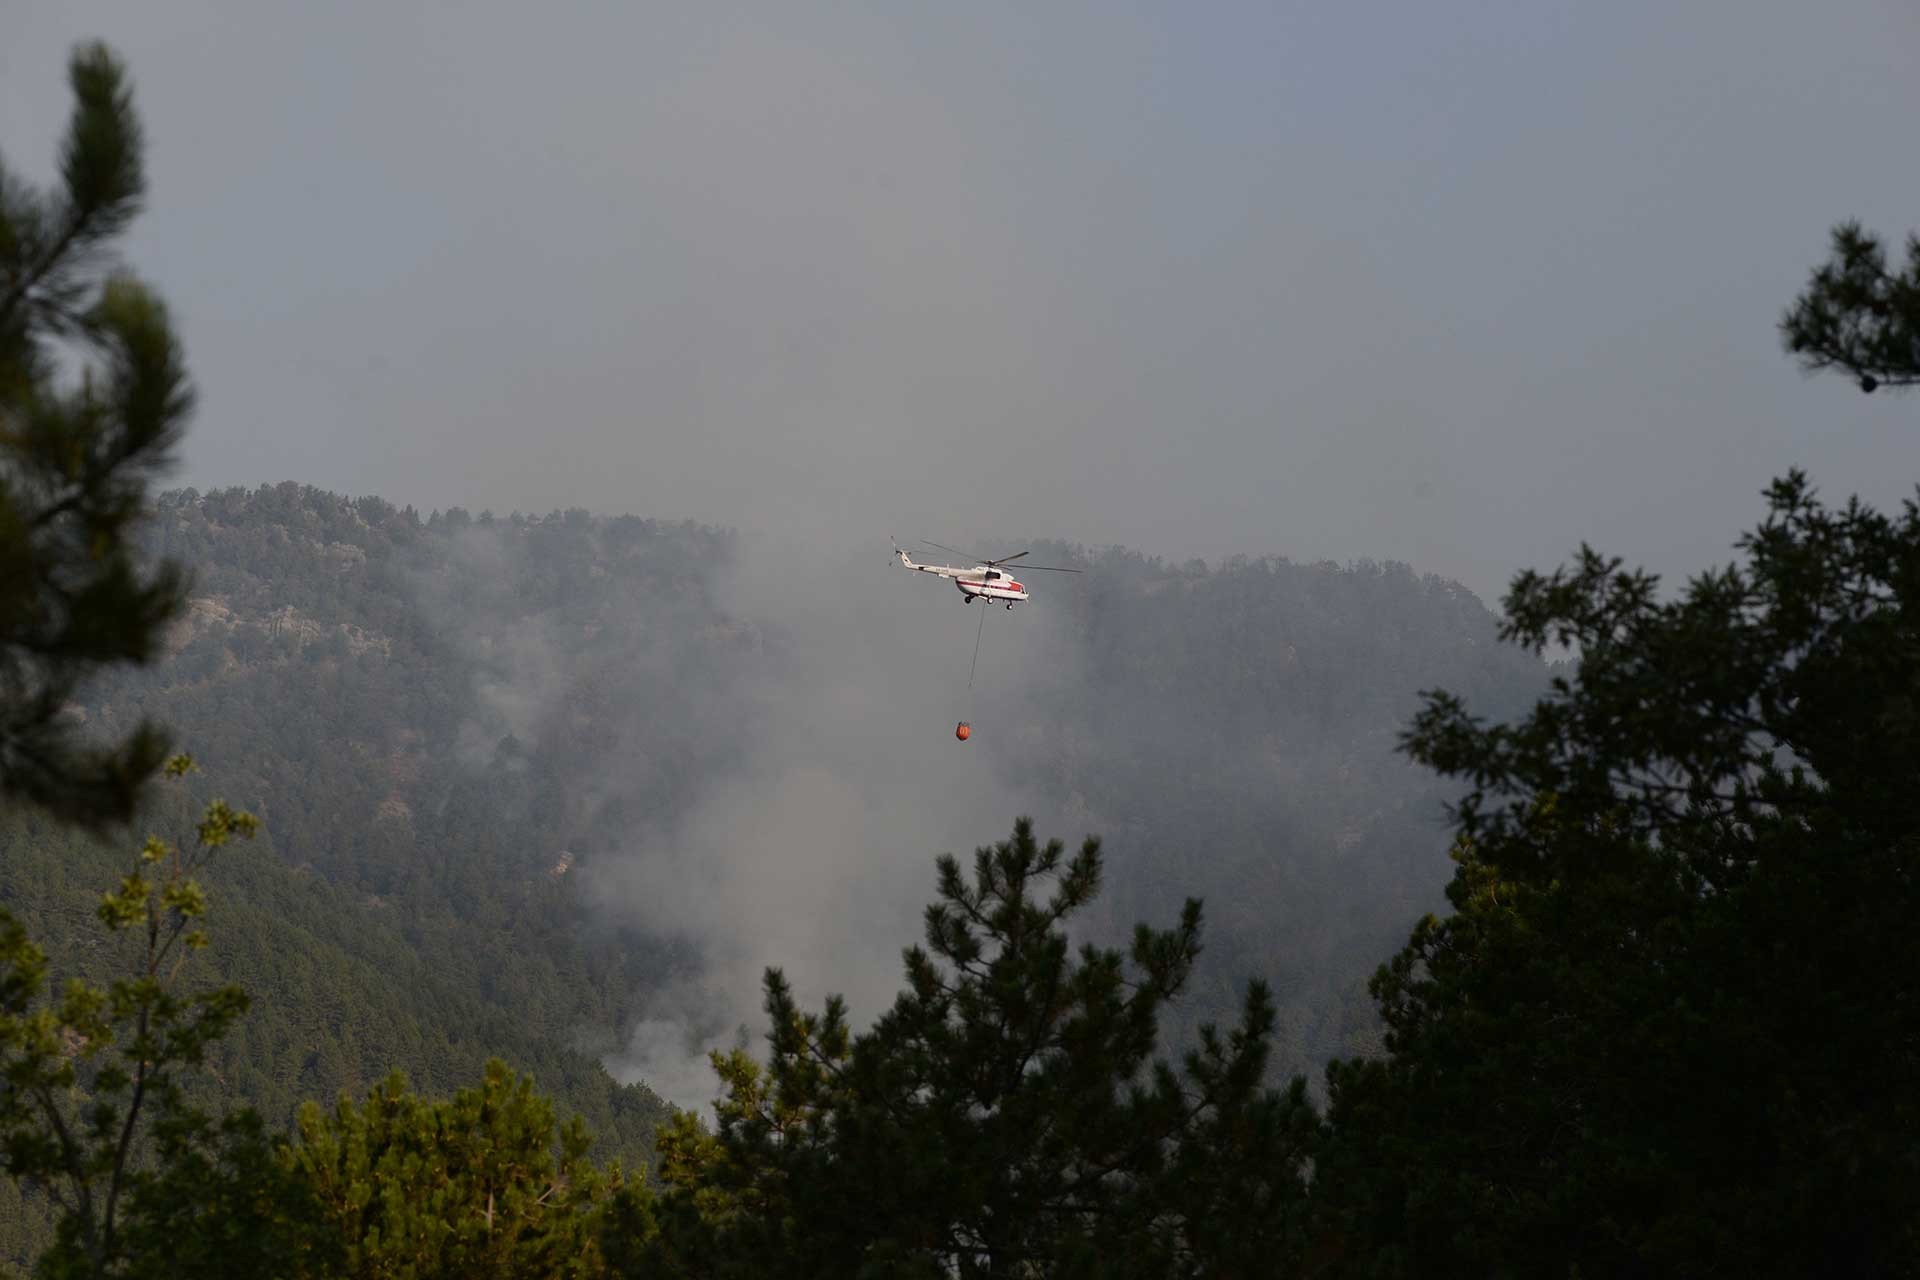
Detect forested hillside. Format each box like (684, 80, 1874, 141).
(1, 487, 721, 1266)
(999, 544, 1546, 1069)
(77, 486, 746, 1125)
(49, 483, 1543, 1110)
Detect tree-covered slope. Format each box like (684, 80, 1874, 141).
(21, 484, 1544, 1161)
(995, 544, 1546, 1070)
(71, 487, 738, 1136)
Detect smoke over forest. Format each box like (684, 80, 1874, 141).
(4, 7, 1916, 1269)
(587, 536, 1073, 1107)
(54, 486, 1545, 1119)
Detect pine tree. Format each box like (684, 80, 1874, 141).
(289, 1060, 628, 1280)
(0, 41, 190, 829)
(1781, 221, 1920, 393)
(118, 1107, 325, 1280)
(1314, 472, 1920, 1275)
(648, 819, 1316, 1278)
(0, 760, 262, 1280)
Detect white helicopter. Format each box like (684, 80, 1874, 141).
(894, 539, 1081, 608)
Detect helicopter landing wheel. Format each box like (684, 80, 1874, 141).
(1006, 602, 1015, 610)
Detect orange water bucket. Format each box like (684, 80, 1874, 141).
(955, 721, 971, 741)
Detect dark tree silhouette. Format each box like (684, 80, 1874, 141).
(646, 819, 1316, 1278)
(0, 42, 191, 827)
(1781, 220, 1920, 393)
(1315, 471, 1920, 1275)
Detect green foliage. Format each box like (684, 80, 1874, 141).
(0, 798, 643, 1279)
(0, 42, 189, 829)
(647, 819, 1316, 1278)
(289, 1059, 631, 1280)
(1781, 220, 1920, 393)
(118, 1107, 325, 1280)
(1317, 472, 1920, 1275)
(0, 797, 671, 1276)
(0, 764, 257, 1279)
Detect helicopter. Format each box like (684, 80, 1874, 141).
(893, 539, 1081, 608)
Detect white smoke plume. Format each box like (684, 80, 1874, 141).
(589, 532, 1084, 1113)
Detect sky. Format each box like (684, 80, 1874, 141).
(3, 0, 1917, 604)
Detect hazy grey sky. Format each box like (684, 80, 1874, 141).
(5, 1, 1916, 602)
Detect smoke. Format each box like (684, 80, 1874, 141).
(404, 523, 570, 766)
(407, 515, 1505, 1112)
(587, 531, 1082, 1113)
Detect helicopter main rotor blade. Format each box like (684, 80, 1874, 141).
(921, 541, 1079, 573)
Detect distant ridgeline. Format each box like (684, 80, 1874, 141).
(18, 485, 1543, 1186)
